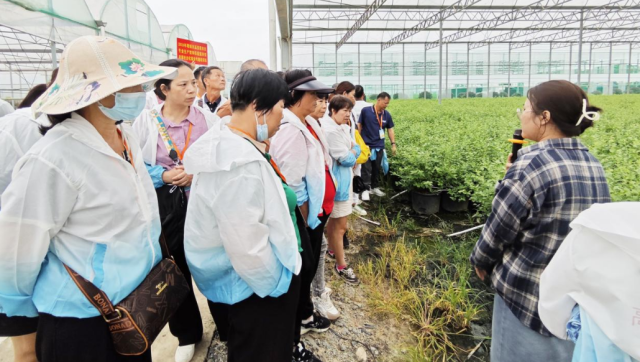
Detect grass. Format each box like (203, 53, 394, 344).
(357, 229, 491, 361)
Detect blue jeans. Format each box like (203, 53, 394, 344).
(491, 294, 574, 362)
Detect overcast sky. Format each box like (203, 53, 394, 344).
(149, 0, 272, 66)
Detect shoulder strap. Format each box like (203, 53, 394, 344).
(241, 138, 287, 183)
(63, 232, 171, 321)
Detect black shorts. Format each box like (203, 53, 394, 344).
(0, 313, 38, 337)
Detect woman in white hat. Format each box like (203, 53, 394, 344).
(0, 36, 177, 362)
(132, 58, 220, 362)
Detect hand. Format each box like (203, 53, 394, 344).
(475, 266, 488, 282)
(505, 153, 513, 172)
(161, 168, 182, 184)
(216, 101, 232, 118)
(172, 168, 193, 187)
(391, 144, 397, 156)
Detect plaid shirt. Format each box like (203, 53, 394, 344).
(470, 138, 610, 336)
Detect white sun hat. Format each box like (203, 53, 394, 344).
(33, 36, 178, 115)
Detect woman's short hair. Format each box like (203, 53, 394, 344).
(230, 69, 288, 113)
(335, 81, 355, 97)
(153, 59, 192, 101)
(354, 85, 364, 99)
(283, 69, 313, 108)
(527, 80, 602, 137)
(328, 95, 354, 116)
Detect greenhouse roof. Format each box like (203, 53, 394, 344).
(292, 0, 640, 49)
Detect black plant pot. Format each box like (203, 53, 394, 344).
(441, 192, 470, 212)
(411, 190, 441, 215)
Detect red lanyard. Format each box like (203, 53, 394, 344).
(117, 129, 135, 170)
(373, 106, 383, 129)
(172, 123, 193, 161)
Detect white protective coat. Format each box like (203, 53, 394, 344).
(539, 202, 640, 360)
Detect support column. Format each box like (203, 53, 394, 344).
(608, 42, 613, 94)
(548, 43, 552, 81)
(587, 43, 593, 94)
(312, 44, 315, 75)
(627, 43, 633, 94)
(568, 44, 573, 83)
(528, 43, 532, 91)
(9, 64, 14, 102)
(281, 37, 291, 71)
(577, 10, 584, 85)
(380, 44, 383, 95)
(268, 0, 277, 70)
(335, 45, 338, 85)
(438, 18, 443, 104)
(50, 40, 57, 68)
(358, 44, 361, 85)
(445, 43, 449, 99)
(488, 43, 491, 97)
(402, 44, 405, 98)
(466, 43, 470, 97)
(423, 43, 426, 99)
(508, 46, 512, 97)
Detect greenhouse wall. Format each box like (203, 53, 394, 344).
(293, 43, 640, 99)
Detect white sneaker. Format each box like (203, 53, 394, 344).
(352, 205, 367, 216)
(371, 188, 386, 197)
(175, 344, 195, 362)
(313, 287, 340, 321)
(361, 190, 370, 201)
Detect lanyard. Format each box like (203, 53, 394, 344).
(373, 106, 383, 129)
(117, 129, 135, 170)
(230, 126, 287, 183)
(152, 110, 194, 161)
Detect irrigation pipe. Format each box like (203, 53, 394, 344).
(446, 224, 484, 237)
(358, 216, 381, 226)
(389, 189, 408, 200)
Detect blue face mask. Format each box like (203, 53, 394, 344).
(98, 92, 147, 122)
(255, 113, 269, 142)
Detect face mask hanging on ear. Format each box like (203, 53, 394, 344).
(255, 112, 269, 142)
(99, 92, 147, 122)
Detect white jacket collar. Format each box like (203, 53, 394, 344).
(57, 113, 127, 160)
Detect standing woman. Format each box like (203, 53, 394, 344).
(133, 59, 219, 362)
(0, 78, 56, 362)
(323, 96, 360, 284)
(183, 69, 302, 361)
(269, 69, 334, 362)
(0, 36, 176, 362)
(470, 80, 610, 362)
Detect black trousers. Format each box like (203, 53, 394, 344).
(294, 211, 329, 344)
(36, 313, 151, 362)
(362, 148, 384, 190)
(168, 239, 203, 346)
(226, 275, 300, 362)
(157, 186, 203, 346)
(207, 301, 230, 342)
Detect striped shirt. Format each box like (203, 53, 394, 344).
(470, 138, 610, 336)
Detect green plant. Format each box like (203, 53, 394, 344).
(592, 90, 603, 95)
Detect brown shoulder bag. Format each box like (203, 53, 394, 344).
(64, 234, 190, 356)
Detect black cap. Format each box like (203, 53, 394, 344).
(288, 76, 334, 93)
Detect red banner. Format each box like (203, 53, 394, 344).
(176, 38, 208, 65)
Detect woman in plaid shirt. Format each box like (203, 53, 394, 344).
(470, 80, 610, 362)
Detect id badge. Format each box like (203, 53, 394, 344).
(379, 128, 385, 139)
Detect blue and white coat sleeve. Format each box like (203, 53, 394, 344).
(0, 155, 77, 317)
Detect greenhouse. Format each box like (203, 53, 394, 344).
(291, 0, 640, 100)
(0, 0, 217, 105)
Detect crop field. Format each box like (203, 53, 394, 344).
(354, 95, 640, 361)
(387, 95, 640, 216)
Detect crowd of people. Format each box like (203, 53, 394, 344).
(0, 36, 396, 362)
(0, 34, 638, 362)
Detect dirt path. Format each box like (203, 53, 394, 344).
(204, 217, 415, 362)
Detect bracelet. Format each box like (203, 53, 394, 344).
(391, 142, 397, 145)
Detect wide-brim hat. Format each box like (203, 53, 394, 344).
(288, 76, 334, 94)
(33, 36, 178, 115)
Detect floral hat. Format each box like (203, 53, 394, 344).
(33, 36, 177, 115)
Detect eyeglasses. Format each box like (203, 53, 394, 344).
(516, 108, 532, 117)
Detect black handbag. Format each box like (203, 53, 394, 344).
(155, 184, 187, 251)
(64, 234, 189, 356)
(352, 175, 366, 194)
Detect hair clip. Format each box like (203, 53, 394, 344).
(576, 99, 600, 126)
